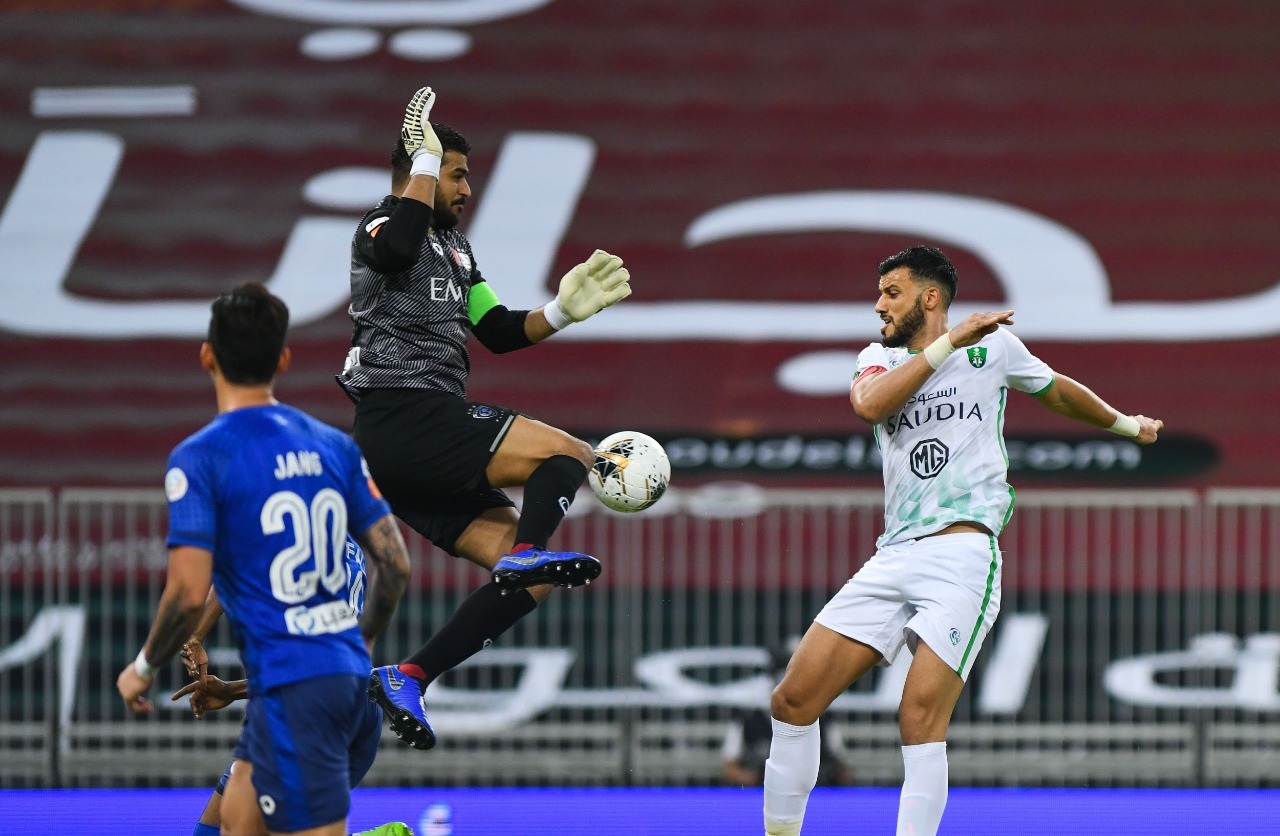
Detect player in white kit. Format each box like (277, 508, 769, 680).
(762, 246, 1163, 836)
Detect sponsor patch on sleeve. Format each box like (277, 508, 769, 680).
(360, 457, 383, 500)
(364, 216, 389, 236)
(164, 467, 189, 502)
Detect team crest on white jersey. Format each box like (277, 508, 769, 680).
(967, 346, 988, 368)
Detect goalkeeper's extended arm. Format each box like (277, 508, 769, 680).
(357, 86, 441, 270)
(541, 249, 632, 332)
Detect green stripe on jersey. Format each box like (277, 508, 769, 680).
(1031, 374, 1057, 396)
(956, 535, 1000, 677)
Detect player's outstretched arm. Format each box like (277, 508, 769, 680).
(116, 545, 213, 713)
(851, 311, 1015, 424)
(1034, 373, 1163, 444)
(358, 87, 443, 275)
(530, 249, 632, 340)
(354, 514, 411, 655)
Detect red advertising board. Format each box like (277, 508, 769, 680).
(1, 0, 1277, 489)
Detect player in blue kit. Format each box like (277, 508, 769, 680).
(172, 539, 409, 836)
(116, 282, 413, 836)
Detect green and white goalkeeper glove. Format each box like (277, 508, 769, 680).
(401, 86, 443, 180)
(544, 249, 632, 330)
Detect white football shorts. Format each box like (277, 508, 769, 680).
(814, 532, 1002, 681)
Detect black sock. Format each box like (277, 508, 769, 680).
(402, 584, 537, 684)
(514, 454, 587, 550)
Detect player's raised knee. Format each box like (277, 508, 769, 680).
(770, 682, 819, 727)
(560, 436, 594, 468)
(898, 694, 950, 744)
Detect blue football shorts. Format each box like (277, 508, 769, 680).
(232, 673, 382, 832)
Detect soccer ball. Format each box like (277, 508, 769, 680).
(589, 431, 671, 513)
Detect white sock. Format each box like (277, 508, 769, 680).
(897, 741, 948, 836)
(763, 717, 820, 835)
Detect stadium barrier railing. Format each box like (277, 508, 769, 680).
(1, 486, 1277, 788)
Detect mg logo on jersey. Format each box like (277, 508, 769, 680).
(967, 347, 987, 368)
(910, 438, 950, 479)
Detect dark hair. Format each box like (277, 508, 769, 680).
(877, 245, 958, 306)
(391, 123, 472, 184)
(207, 281, 289, 385)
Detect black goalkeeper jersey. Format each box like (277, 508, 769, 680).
(339, 195, 485, 399)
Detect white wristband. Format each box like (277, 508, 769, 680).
(543, 296, 573, 331)
(133, 648, 158, 680)
(410, 152, 441, 180)
(922, 334, 956, 370)
(1108, 413, 1141, 437)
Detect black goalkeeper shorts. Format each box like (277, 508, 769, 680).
(352, 387, 518, 556)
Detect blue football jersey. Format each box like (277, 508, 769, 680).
(164, 403, 390, 693)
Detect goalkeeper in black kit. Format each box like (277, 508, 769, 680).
(338, 86, 632, 751)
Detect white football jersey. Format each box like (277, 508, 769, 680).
(853, 327, 1055, 546)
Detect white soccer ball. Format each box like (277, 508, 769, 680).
(589, 431, 671, 513)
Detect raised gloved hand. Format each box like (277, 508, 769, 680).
(545, 249, 632, 329)
(401, 86, 442, 179)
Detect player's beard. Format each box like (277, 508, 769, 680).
(432, 203, 461, 230)
(883, 296, 925, 348)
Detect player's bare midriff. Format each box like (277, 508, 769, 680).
(923, 521, 993, 538)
